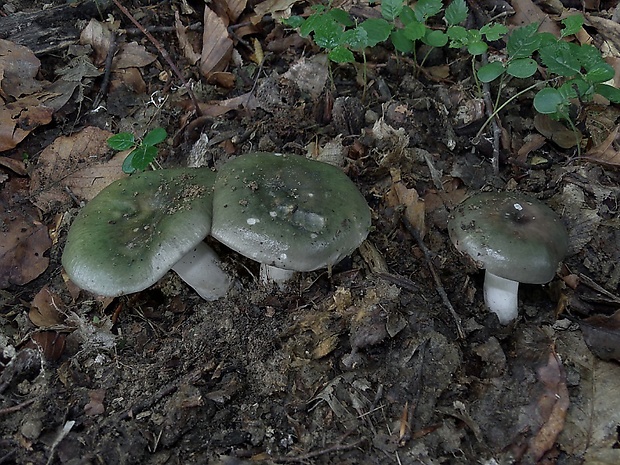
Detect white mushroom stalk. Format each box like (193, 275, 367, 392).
(171, 242, 231, 300)
(483, 271, 519, 325)
(448, 192, 569, 325)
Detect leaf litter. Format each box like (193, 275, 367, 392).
(0, 0, 619, 463)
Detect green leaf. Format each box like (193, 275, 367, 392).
(313, 17, 343, 49)
(533, 87, 566, 115)
(398, 6, 416, 25)
(480, 23, 508, 41)
(423, 29, 448, 47)
(445, 0, 468, 26)
(342, 27, 369, 50)
(595, 83, 620, 103)
(477, 61, 505, 82)
(299, 13, 322, 37)
(447, 26, 468, 48)
(328, 45, 355, 63)
(381, 0, 403, 21)
(539, 41, 582, 77)
(391, 29, 415, 53)
(575, 43, 605, 71)
(282, 15, 304, 28)
(467, 40, 488, 55)
(558, 79, 592, 101)
(561, 14, 584, 38)
(142, 127, 167, 147)
(586, 62, 615, 83)
(359, 18, 392, 46)
(328, 8, 354, 27)
(122, 151, 137, 174)
(414, 0, 442, 21)
(506, 22, 541, 59)
(108, 133, 135, 151)
(126, 145, 158, 173)
(506, 57, 538, 78)
(404, 20, 426, 41)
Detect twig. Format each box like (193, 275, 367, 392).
(271, 437, 366, 463)
(479, 53, 501, 175)
(111, 0, 202, 116)
(0, 398, 35, 416)
(401, 218, 465, 340)
(92, 32, 118, 110)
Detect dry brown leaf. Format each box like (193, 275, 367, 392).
(252, 0, 299, 24)
(523, 351, 570, 462)
(200, 7, 233, 77)
(579, 309, 620, 362)
(517, 133, 547, 162)
(28, 331, 67, 361)
(508, 0, 561, 36)
(112, 42, 157, 70)
(79, 18, 114, 66)
(583, 125, 620, 167)
(175, 10, 201, 65)
(196, 92, 259, 117)
(29, 285, 65, 328)
(0, 156, 26, 175)
(0, 178, 51, 288)
(0, 93, 55, 152)
(0, 39, 42, 99)
(84, 389, 106, 416)
(386, 168, 426, 238)
(534, 114, 582, 149)
(29, 126, 125, 213)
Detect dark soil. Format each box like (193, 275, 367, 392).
(1, 1, 620, 464)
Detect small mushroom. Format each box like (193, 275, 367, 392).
(211, 152, 371, 283)
(448, 192, 568, 324)
(62, 168, 231, 300)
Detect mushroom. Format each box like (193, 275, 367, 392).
(448, 192, 568, 324)
(211, 152, 371, 283)
(62, 168, 231, 300)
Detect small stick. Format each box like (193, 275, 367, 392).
(92, 32, 118, 110)
(402, 218, 465, 340)
(0, 398, 35, 416)
(111, 0, 202, 116)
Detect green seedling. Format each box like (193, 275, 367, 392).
(107, 127, 167, 174)
(478, 15, 620, 123)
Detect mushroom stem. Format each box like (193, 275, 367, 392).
(259, 264, 295, 286)
(171, 242, 231, 300)
(483, 271, 519, 324)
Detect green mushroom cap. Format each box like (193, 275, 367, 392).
(448, 192, 569, 284)
(211, 152, 371, 271)
(62, 167, 216, 296)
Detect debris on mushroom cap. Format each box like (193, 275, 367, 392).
(211, 152, 371, 271)
(448, 192, 569, 284)
(62, 167, 216, 296)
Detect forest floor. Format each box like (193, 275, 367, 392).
(1, 0, 620, 464)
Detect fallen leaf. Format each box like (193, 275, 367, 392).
(28, 331, 66, 361)
(579, 309, 620, 362)
(175, 10, 201, 65)
(84, 389, 106, 416)
(112, 42, 157, 70)
(79, 18, 114, 66)
(29, 126, 125, 213)
(582, 125, 620, 167)
(508, 0, 561, 36)
(0, 93, 54, 152)
(252, 0, 299, 24)
(534, 114, 582, 149)
(200, 7, 233, 77)
(283, 55, 328, 100)
(0, 39, 42, 99)
(523, 350, 570, 462)
(0, 178, 51, 288)
(386, 168, 426, 238)
(29, 285, 65, 327)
